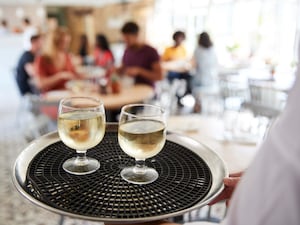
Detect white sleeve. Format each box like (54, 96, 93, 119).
(224, 72, 300, 225)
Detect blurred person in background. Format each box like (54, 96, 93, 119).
(192, 32, 218, 88)
(22, 17, 38, 51)
(34, 27, 79, 92)
(94, 34, 114, 69)
(117, 21, 163, 87)
(162, 31, 187, 62)
(78, 34, 89, 65)
(162, 31, 192, 97)
(15, 34, 42, 95)
(162, 31, 193, 104)
(0, 19, 10, 35)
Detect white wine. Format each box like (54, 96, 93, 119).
(58, 111, 105, 151)
(118, 120, 166, 159)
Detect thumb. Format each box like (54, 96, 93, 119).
(224, 177, 240, 187)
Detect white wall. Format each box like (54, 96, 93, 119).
(0, 5, 46, 31)
(0, 34, 23, 70)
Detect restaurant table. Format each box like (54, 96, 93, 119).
(13, 123, 226, 223)
(248, 79, 293, 94)
(162, 60, 191, 73)
(44, 84, 155, 110)
(76, 65, 106, 79)
(167, 115, 259, 173)
(40, 84, 155, 121)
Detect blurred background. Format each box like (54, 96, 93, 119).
(1, 0, 299, 68)
(0, 0, 299, 225)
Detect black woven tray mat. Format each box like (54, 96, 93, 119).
(25, 131, 212, 219)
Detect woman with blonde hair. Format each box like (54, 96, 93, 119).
(35, 27, 78, 92)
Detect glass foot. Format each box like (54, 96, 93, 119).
(121, 166, 158, 184)
(63, 157, 100, 175)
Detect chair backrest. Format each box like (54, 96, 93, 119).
(218, 74, 249, 111)
(218, 75, 249, 99)
(153, 79, 187, 115)
(245, 80, 287, 118)
(248, 81, 287, 110)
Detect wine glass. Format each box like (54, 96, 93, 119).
(58, 97, 106, 175)
(118, 104, 167, 184)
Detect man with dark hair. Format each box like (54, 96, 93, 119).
(121, 21, 139, 34)
(16, 34, 42, 95)
(118, 21, 163, 86)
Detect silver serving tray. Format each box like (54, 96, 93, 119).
(12, 123, 228, 223)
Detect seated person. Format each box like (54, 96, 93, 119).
(192, 32, 218, 88)
(117, 21, 163, 87)
(94, 34, 114, 69)
(15, 34, 42, 95)
(162, 31, 192, 94)
(35, 27, 78, 92)
(162, 31, 187, 63)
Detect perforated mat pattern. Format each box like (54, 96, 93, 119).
(25, 131, 212, 219)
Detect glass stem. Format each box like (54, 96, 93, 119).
(75, 151, 88, 166)
(134, 159, 146, 174)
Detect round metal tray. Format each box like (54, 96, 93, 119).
(13, 123, 227, 223)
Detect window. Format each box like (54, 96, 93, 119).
(149, 0, 299, 68)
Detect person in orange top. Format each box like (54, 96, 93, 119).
(162, 31, 192, 98)
(94, 34, 114, 69)
(162, 31, 187, 61)
(35, 27, 78, 92)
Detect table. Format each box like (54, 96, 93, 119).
(39, 84, 154, 121)
(248, 79, 293, 93)
(162, 60, 191, 73)
(44, 84, 154, 110)
(76, 65, 106, 79)
(168, 115, 259, 173)
(13, 124, 226, 223)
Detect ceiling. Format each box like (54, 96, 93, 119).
(0, 0, 140, 7)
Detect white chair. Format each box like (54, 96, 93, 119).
(218, 74, 249, 111)
(16, 94, 56, 142)
(242, 80, 287, 118)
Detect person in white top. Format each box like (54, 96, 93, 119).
(116, 46, 300, 225)
(192, 32, 218, 88)
(22, 17, 38, 50)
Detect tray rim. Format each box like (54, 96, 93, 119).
(12, 123, 228, 223)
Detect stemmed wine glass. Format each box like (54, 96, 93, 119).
(58, 97, 106, 175)
(118, 104, 166, 184)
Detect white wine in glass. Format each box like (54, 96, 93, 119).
(58, 97, 106, 175)
(118, 104, 166, 184)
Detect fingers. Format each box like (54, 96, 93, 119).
(229, 171, 243, 177)
(209, 176, 240, 206)
(224, 177, 240, 187)
(226, 199, 231, 207)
